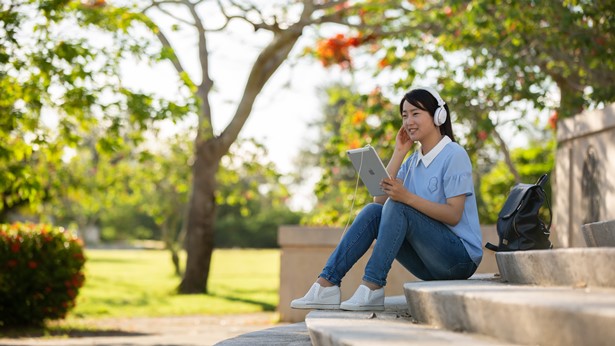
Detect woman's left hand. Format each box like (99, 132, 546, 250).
(380, 177, 410, 203)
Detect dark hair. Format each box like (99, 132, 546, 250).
(399, 88, 456, 142)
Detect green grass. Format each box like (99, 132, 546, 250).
(70, 248, 280, 319)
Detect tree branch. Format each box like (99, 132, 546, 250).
(491, 126, 521, 183)
(218, 5, 313, 153)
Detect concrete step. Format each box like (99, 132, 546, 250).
(306, 310, 517, 345)
(404, 277, 615, 346)
(496, 247, 615, 288)
(214, 322, 312, 345)
(582, 219, 615, 247)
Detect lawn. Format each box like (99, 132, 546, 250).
(70, 248, 280, 319)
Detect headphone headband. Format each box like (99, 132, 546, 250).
(412, 86, 447, 126)
(415, 86, 445, 107)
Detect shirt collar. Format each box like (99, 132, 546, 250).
(416, 136, 452, 167)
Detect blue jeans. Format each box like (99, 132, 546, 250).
(319, 200, 477, 287)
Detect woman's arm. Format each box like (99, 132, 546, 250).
(380, 177, 466, 226)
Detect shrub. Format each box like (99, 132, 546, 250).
(0, 222, 86, 327)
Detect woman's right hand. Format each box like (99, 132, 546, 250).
(395, 127, 414, 153)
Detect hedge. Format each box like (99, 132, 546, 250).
(0, 222, 86, 327)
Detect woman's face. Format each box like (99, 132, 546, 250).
(401, 100, 437, 142)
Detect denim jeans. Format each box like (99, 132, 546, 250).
(319, 200, 477, 287)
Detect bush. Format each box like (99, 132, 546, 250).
(0, 222, 86, 327)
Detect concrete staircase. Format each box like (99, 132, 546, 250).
(218, 221, 615, 345)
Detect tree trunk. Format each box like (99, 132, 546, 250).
(178, 140, 219, 293)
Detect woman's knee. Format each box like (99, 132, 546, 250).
(359, 203, 383, 218)
(381, 199, 407, 218)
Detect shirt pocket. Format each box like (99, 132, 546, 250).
(428, 176, 439, 193)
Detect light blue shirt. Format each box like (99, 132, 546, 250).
(397, 136, 483, 265)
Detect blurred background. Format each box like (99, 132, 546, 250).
(1, 0, 613, 327)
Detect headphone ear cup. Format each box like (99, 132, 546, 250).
(434, 106, 447, 126)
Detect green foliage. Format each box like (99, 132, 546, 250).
(0, 222, 86, 327)
(302, 83, 555, 227)
(301, 84, 403, 226)
(0, 0, 195, 218)
(215, 139, 303, 247)
(40, 130, 297, 250)
(216, 206, 302, 248)
(431, 0, 615, 118)
(299, 1, 611, 226)
(352, 0, 615, 130)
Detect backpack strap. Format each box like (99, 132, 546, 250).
(536, 173, 553, 232)
(485, 242, 499, 251)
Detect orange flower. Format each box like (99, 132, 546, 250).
(352, 111, 366, 124)
(548, 111, 558, 130)
(378, 57, 390, 69)
(347, 36, 361, 47)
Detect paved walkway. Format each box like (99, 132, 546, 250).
(0, 313, 286, 346)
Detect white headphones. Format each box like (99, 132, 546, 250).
(416, 86, 447, 126)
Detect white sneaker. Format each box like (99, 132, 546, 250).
(340, 284, 385, 311)
(290, 283, 341, 310)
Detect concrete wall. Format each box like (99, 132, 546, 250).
(277, 225, 500, 323)
(555, 104, 615, 247)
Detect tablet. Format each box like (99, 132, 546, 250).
(347, 145, 391, 196)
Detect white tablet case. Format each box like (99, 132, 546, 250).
(347, 145, 391, 196)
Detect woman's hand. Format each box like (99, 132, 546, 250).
(380, 177, 410, 203)
(374, 127, 414, 205)
(395, 127, 414, 154)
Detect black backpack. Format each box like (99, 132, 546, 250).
(485, 173, 553, 252)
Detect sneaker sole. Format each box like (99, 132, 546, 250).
(291, 303, 340, 310)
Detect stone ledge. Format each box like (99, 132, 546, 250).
(404, 279, 615, 346)
(214, 322, 311, 346)
(278, 225, 500, 322)
(582, 219, 615, 247)
(278, 226, 347, 247)
(496, 248, 615, 288)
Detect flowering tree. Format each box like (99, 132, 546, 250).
(300, 0, 613, 224)
(308, 0, 614, 184)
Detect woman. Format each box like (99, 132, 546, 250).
(291, 87, 482, 311)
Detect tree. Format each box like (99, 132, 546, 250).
(133, 0, 413, 293)
(420, 0, 614, 184)
(4, 0, 336, 294)
(0, 1, 191, 221)
(299, 0, 614, 225)
(309, 1, 614, 183)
